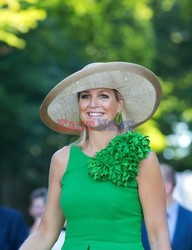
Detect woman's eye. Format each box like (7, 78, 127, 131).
(100, 94, 109, 99)
(80, 94, 89, 99)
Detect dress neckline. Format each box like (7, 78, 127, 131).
(78, 146, 93, 158)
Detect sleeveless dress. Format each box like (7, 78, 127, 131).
(60, 143, 146, 250)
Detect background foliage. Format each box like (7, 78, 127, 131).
(0, 0, 192, 222)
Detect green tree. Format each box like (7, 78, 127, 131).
(149, 0, 192, 170)
(0, 0, 46, 49)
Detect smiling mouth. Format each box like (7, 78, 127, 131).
(87, 112, 105, 117)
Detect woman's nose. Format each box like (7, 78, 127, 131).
(88, 96, 99, 107)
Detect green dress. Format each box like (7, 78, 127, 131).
(60, 132, 150, 250)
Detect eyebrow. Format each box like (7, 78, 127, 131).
(81, 89, 111, 94)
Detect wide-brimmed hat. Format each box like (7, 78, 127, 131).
(39, 62, 162, 135)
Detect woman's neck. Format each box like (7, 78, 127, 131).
(82, 130, 119, 156)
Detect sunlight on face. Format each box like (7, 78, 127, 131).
(78, 88, 123, 129)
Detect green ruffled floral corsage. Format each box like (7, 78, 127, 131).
(87, 131, 151, 187)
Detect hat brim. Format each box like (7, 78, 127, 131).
(40, 62, 162, 135)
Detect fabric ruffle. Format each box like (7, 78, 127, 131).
(87, 131, 151, 187)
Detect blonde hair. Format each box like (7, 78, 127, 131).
(72, 89, 131, 147)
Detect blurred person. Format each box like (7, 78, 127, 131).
(0, 206, 28, 250)
(29, 187, 66, 248)
(29, 187, 48, 234)
(174, 170, 192, 211)
(142, 163, 192, 250)
(20, 62, 171, 249)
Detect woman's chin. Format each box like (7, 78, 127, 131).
(85, 120, 117, 132)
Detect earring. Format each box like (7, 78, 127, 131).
(114, 112, 122, 126)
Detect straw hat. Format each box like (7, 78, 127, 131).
(39, 62, 162, 135)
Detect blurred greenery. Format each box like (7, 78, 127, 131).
(0, 0, 46, 48)
(0, 0, 192, 222)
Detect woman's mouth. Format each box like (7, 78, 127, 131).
(87, 112, 104, 117)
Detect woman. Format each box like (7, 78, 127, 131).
(20, 62, 171, 250)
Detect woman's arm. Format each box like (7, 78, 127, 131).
(20, 146, 70, 250)
(137, 151, 171, 250)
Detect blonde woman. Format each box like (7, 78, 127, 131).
(20, 62, 171, 250)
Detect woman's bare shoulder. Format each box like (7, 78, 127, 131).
(140, 151, 159, 168)
(52, 145, 71, 164)
(137, 151, 161, 183)
(138, 151, 160, 178)
(49, 145, 71, 181)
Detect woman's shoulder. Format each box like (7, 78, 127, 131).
(52, 145, 71, 163)
(49, 146, 71, 180)
(140, 151, 158, 166)
(137, 151, 160, 181)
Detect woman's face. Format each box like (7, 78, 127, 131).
(78, 88, 123, 129)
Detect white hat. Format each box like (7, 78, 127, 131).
(40, 62, 162, 134)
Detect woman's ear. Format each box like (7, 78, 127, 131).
(118, 98, 124, 112)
